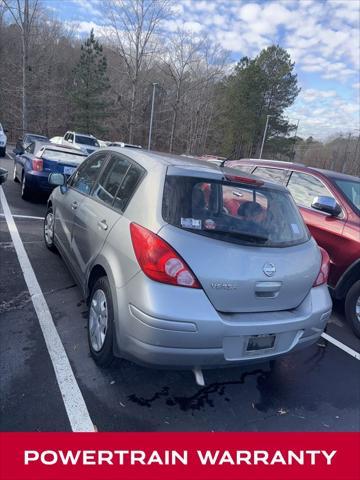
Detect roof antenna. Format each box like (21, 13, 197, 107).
(219, 148, 236, 168)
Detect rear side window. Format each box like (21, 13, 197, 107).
(162, 175, 309, 247)
(75, 135, 99, 147)
(253, 166, 289, 184)
(287, 171, 335, 209)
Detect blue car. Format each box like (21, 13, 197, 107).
(13, 140, 88, 200)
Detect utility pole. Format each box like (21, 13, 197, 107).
(259, 115, 273, 159)
(352, 129, 360, 176)
(147, 82, 158, 151)
(290, 119, 300, 161)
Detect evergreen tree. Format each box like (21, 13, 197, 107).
(71, 29, 111, 136)
(219, 45, 300, 159)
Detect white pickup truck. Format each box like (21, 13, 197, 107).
(0, 123, 8, 157)
(60, 131, 100, 155)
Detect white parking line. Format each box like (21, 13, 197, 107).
(0, 213, 44, 220)
(6, 152, 13, 161)
(0, 186, 95, 432)
(321, 332, 360, 360)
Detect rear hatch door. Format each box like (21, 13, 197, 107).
(159, 168, 319, 313)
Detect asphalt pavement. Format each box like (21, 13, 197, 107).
(1, 151, 359, 432)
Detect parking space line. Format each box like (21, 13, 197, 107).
(0, 186, 95, 432)
(321, 332, 360, 360)
(6, 152, 13, 161)
(0, 213, 44, 220)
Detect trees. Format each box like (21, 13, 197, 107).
(71, 29, 111, 136)
(218, 45, 300, 158)
(2, 5, 356, 176)
(161, 29, 205, 153)
(1, 2, 77, 139)
(104, 0, 171, 143)
(2, 0, 39, 134)
(294, 135, 360, 176)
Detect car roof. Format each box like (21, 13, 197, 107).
(109, 142, 142, 148)
(104, 147, 287, 191)
(230, 158, 359, 182)
(312, 168, 359, 182)
(26, 133, 48, 139)
(234, 158, 306, 168)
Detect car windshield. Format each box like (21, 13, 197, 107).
(42, 149, 87, 164)
(75, 135, 99, 147)
(162, 175, 310, 247)
(334, 178, 360, 215)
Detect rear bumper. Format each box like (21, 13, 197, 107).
(25, 171, 53, 193)
(113, 277, 332, 368)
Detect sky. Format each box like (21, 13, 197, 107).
(44, 0, 359, 140)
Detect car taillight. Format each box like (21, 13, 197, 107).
(32, 158, 43, 172)
(130, 223, 201, 289)
(313, 247, 330, 287)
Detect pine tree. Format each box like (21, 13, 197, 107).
(219, 45, 300, 158)
(71, 29, 111, 137)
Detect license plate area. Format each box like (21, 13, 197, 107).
(246, 334, 276, 352)
(63, 166, 76, 175)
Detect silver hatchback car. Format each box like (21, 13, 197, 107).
(44, 148, 332, 373)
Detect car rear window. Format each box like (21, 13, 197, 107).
(28, 134, 48, 142)
(42, 149, 87, 164)
(162, 175, 310, 247)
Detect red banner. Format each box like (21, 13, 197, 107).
(1, 432, 359, 480)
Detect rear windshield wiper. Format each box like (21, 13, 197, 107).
(193, 228, 268, 243)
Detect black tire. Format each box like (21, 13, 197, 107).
(21, 172, 32, 200)
(0, 147, 5, 157)
(345, 280, 360, 338)
(44, 206, 57, 252)
(13, 162, 19, 182)
(88, 276, 115, 367)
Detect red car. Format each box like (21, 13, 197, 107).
(225, 158, 360, 337)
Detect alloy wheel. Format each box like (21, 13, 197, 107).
(356, 296, 360, 323)
(44, 212, 54, 246)
(89, 289, 108, 352)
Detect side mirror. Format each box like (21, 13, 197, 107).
(312, 196, 341, 216)
(49, 172, 66, 187)
(68, 138, 73, 143)
(0, 168, 8, 185)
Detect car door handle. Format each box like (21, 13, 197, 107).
(71, 201, 79, 210)
(97, 219, 108, 231)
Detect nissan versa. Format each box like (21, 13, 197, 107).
(43, 148, 332, 378)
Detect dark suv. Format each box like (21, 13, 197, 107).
(225, 158, 360, 337)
